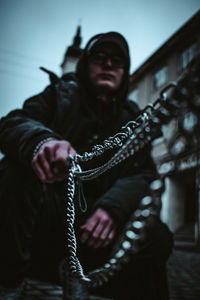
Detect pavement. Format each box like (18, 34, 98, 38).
(16, 248, 200, 300)
(167, 247, 200, 300)
(1, 246, 200, 299)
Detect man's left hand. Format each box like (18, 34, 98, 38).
(80, 208, 117, 248)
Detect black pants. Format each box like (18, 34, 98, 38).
(0, 160, 173, 299)
(0, 161, 65, 286)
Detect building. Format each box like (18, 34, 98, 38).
(129, 10, 200, 109)
(129, 10, 200, 248)
(60, 26, 83, 74)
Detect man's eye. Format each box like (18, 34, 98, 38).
(93, 52, 105, 61)
(112, 56, 123, 64)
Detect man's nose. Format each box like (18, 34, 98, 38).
(104, 58, 113, 67)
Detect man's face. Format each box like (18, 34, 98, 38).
(87, 43, 126, 94)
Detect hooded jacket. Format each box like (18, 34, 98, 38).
(0, 32, 156, 225)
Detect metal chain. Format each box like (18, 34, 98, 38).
(65, 63, 200, 288)
(86, 178, 163, 288)
(74, 82, 179, 170)
(65, 174, 164, 288)
(64, 83, 181, 288)
(74, 120, 138, 164)
(74, 84, 180, 182)
(65, 159, 91, 282)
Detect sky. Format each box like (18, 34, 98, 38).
(0, 0, 200, 118)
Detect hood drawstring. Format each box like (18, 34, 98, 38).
(77, 179, 88, 213)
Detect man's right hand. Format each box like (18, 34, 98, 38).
(31, 140, 77, 183)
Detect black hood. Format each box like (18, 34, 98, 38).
(76, 31, 131, 115)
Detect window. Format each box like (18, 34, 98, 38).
(129, 88, 138, 102)
(179, 43, 197, 71)
(153, 66, 168, 90)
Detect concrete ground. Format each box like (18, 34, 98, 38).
(167, 248, 200, 300)
(17, 249, 200, 299)
(1, 246, 200, 299)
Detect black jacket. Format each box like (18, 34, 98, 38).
(0, 76, 156, 225)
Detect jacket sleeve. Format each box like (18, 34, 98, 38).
(0, 84, 62, 165)
(93, 145, 157, 225)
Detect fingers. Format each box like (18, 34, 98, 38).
(51, 149, 67, 177)
(31, 140, 77, 183)
(80, 208, 117, 249)
(69, 146, 77, 157)
(80, 218, 98, 244)
(94, 222, 117, 248)
(32, 157, 49, 182)
(90, 222, 115, 248)
(32, 144, 55, 183)
(51, 142, 77, 179)
(101, 228, 116, 248)
(80, 220, 115, 248)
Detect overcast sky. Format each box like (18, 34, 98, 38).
(0, 0, 200, 118)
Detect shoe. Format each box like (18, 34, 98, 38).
(0, 286, 19, 299)
(0, 281, 25, 300)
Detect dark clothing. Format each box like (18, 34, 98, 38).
(0, 31, 173, 298)
(0, 77, 172, 298)
(0, 77, 155, 225)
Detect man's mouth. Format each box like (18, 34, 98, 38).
(99, 73, 115, 80)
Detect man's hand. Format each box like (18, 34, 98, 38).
(31, 140, 77, 183)
(80, 208, 117, 248)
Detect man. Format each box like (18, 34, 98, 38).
(0, 32, 172, 299)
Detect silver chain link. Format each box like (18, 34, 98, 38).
(64, 83, 180, 287)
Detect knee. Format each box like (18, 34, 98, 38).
(146, 216, 174, 261)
